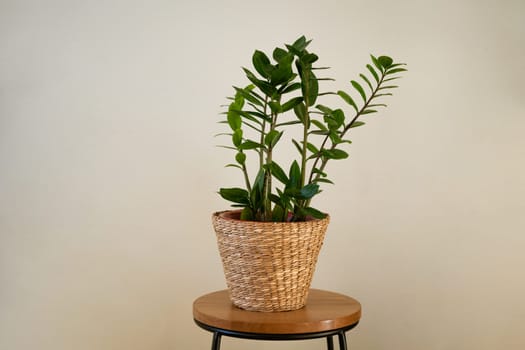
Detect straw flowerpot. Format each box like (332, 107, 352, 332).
(212, 210, 330, 312)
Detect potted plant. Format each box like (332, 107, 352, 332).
(213, 36, 406, 312)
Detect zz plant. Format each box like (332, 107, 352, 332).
(218, 36, 406, 222)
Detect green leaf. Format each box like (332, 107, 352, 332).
(309, 130, 330, 136)
(276, 188, 286, 199)
(253, 168, 265, 191)
(239, 140, 264, 150)
(242, 67, 259, 82)
(366, 64, 379, 83)
(349, 121, 365, 128)
(306, 142, 319, 154)
(282, 97, 303, 112)
(292, 139, 303, 155)
(264, 130, 283, 147)
(323, 115, 338, 131)
(378, 85, 399, 90)
(302, 207, 327, 219)
(323, 149, 349, 160)
(240, 207, 254, 220)
(351, 80, 367, 102)
(243, 68, 276, 96)
(244, 110, 271, 123)
(337, 90, 358, 112)
(300, 183, 319, 199)
(232, 128, 242, 147)
(387, 63, 407, 69)
(360, 73, 373, 92)
(252, 50, 273, 79)
(233, 91, 244, 108)
(302, 70, 319, 106)
(301, 53, 319, 64)
(227, 110, 241, 130)
(312, 168, 327, 177)
(293, 102, 308, 124)
(385, 67, 407, 75)
(378, 56, 394, 69)
(309, 72, 319, 106)
(217, 145, 237, 151)
(318, 92, 336, 97)
(238, 121, 261, 133)
(284, 188, 301, 199)
(276, 120, 302, 127)
(251, 169, 266, 207)
(280, 82, 302, 94)
(383, 77, 401, 83)
(332, 109, 345, 127)
(288, 160, 301, 189)
(329, 131, 342, 144)
(269, 194, 281, 204)
(370, 54, 383, 73)
(291, 35, 309, 52)
(316, 104, 333, 115)
(233, 110, 264, 126)
(362, 109, 378, 114)
(268, 101, 282, 113)
(273, 47, 288, 62)
(219, 188, 250, 205)
(272, 205, 287, 222)
(235, 151, 246, 165)
(313, 178, 334, 185)
(311, 119, 328, 131)
(269, 161, 288, 184)
(271, 55, 295, 86)
(234, 86, 263, 107)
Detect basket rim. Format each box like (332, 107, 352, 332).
(213, 209, 330, 225)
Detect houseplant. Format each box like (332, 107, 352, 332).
(213, 36, 406, 311)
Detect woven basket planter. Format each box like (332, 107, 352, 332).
(212, 210, 330, 312)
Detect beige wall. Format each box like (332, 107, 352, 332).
(1, 0, 524, 349)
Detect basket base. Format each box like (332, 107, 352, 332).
(229, 291, 309, 312)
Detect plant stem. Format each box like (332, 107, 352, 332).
(259, 96, 269, 169)
(307, 130, 330, 184)
(342, 72, 385, 135)
(300, 71, 310, 190)
(301, 112, 310, 182)
(242, 162, 252, 193)
(262, 110, 278, 221)
(305, 69, 387, 207)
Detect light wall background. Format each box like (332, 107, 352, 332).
(1, 0, 524, 349)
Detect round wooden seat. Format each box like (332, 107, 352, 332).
(193, 289, 361, 335)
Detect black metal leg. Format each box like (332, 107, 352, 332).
(338, 331, 347, 350)
(211, 332, 222, 350)
(326, 335, 334, 350)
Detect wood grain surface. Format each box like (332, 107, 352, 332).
(193, 289, 361, 334)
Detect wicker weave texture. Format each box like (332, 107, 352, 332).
(212, 210, 330, 312)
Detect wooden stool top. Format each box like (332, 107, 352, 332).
(193, 289, 361, 334)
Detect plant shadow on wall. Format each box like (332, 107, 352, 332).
(212, 36, 406, 312)
(217, 36, 407, 222)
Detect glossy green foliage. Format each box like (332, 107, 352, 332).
(217, 36, 406, 222)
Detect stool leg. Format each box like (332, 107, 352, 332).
(338, 331, 347, 350)
(211, 332, 222, 350)
(326, 335, 334, 350)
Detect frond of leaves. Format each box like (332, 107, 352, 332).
(217, 36, 407, 222)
